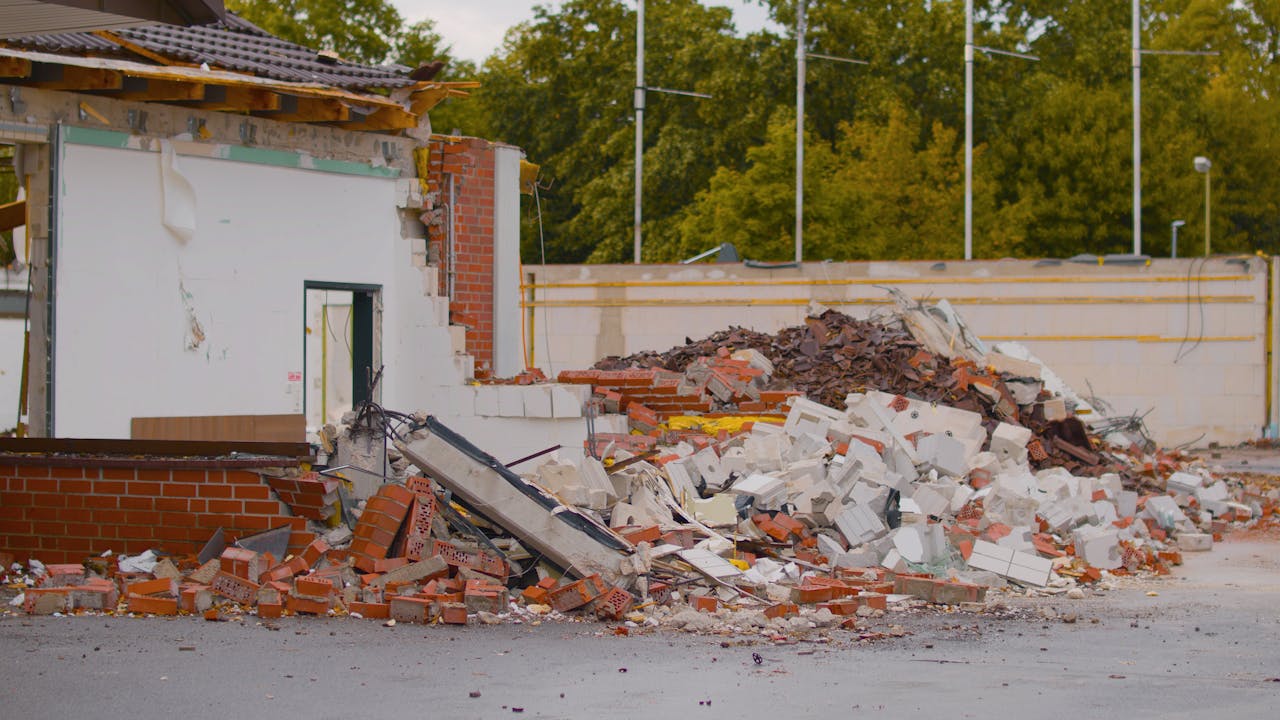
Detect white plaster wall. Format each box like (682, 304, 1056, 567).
(53, 142, 452, 438)
(0, 317, 24, 431)
(525, 258, 1273, 447)
(491, 145, 523, 378)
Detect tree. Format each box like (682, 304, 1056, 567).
(439, 0, 793, 264)
(227, 0, 454, 69)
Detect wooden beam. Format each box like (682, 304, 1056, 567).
(29, 64, 122, 91)
(0, 56, 32, 79)
(257, 95, 349, 123)
(0, 199, 25, 233)
(92, 30, 201, 68)
(408, 82, 478, 115)
(339, 104, 419, 132)
(182, 85, 281, 113)
(110, 77, 206, 102)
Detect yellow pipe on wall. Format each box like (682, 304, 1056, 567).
(519, 271, 1249, 288)
(521, 294, 1253, 309)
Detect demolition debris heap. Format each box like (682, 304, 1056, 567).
(7, 305, 1275, 632)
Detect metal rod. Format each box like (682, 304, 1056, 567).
(805, 52, 868, 65)
(633, 0, 645, 264)
(974, 45, 1039, 61)
(504, 444, 562, 468)
(1140, 49, 1220, 56)
(681, 245, 726, 264)
(647, 86, 712, 99)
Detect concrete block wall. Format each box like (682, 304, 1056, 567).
(0, 459, 315, 564)
(522, 258, 1275, 447)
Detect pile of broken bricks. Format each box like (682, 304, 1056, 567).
(6, 301, 1280, 637)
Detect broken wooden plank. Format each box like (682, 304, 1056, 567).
(257, 95, 348, 123)
(0, 56, 32, 78)
(0, 199, 25, 233)
(182, 85, 281, 113)
(29, 64, 122, 91)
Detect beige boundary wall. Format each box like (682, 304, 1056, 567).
(522, 257, 1278, 448)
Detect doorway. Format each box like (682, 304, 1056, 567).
(304, 282, 379, 441)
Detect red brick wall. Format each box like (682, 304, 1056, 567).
(0, 460, 315, 565)
(426, 136, 497, 376)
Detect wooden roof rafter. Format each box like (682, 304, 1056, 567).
(0, 47, 428, 133)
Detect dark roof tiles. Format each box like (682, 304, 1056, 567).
(2, 12, 414, 91)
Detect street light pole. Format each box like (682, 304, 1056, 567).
(633, 0, 645, 264)
(963, 2, 1036, 261)
(1132, 3, 1217, 258)
(1171, 219, 1184, 258)
(1132, 0, 1142, 256)
(795, 0, 806, 264)
(1194, 156, 1211, 256)
(964, 0, 973, 261)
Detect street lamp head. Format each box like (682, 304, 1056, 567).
(1171, 220, 1186, 228)
(1193, 156, 1212, 173)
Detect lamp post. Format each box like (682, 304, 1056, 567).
(964, 0, 1037, 260)
(632, 1, 710, 264)
(633, 0, 645, 264)
(1194, 156, 1211, 256)
(1131, 1, 1217, 257)
(793, 1, 866, 264)
(795, 0, 805, 264)
(1170, 219, 1184, 258)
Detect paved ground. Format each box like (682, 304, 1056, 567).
(2, 533, 1277, 719)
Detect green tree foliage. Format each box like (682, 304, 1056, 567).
(227, 0, 453, 69)
(238, 0, 1280, 261)
(435, 0, 792, 263)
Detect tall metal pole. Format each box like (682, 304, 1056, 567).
(795, 0, 806, 264)
(1132, 0, 1142, 255)
(633, 1, 645, 264)
(963, 0, 974, 260)
(1203, 169, 1211, 257)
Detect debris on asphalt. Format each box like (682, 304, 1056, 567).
(4, 298, 1278, 643)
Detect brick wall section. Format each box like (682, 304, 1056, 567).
(0, 459, 315, 565)
(426, 136, 497, 376)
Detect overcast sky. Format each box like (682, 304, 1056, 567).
(389, 1, 780, 63)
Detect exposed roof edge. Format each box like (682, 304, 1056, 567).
(2, 1, 225, 37)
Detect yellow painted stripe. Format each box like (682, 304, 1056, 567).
(521, 294, 1254, 309)
(522, 274, 1253, 291)
(982, 335, 1255, 343)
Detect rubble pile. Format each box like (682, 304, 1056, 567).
(583, 307, 1120, 478)
(5, 299, 1279, 638)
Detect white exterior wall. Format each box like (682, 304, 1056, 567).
(524, 258, 1274, 448)
(491, 145, 523, 377)
(39, 131, 596, 462)
(52, 138, 458, 438)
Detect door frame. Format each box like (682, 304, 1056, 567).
(303, 281, 381, 425)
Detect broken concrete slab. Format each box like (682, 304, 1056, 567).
(395, 417, 633, 587)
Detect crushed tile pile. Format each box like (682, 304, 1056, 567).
(5, 300, 1279, 640)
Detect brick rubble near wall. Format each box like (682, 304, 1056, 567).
(0, 461, 315, 564)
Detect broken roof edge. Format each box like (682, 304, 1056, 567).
(0, 47, 405, 107)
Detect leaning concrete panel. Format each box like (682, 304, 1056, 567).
(395, 417, 632, 586)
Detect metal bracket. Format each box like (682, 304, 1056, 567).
(127, 109, 147, 133)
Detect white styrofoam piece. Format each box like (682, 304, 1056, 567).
(678, 547, 744, 580)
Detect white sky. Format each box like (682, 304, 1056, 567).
(389, 1, 780, 64)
